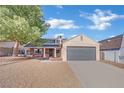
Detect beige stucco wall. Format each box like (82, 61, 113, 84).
(61, 35, 100, 61)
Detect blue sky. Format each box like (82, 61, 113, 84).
(41, 5, 124, 41)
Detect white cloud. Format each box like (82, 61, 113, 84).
(71, 34, 77, 38)
(54, 34, 64, 38)
(80, 9, 124, 30)
(56, 5, 63, 9)
(46, 18, 80, 29)
(89, 22, 111, 30)
(109, 35, 115, 38)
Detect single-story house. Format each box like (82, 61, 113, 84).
(99, 34, 124, 63)
(24, 34, 100, 61)
(0, 41, 22, 56)
(0, 41, 15, 56)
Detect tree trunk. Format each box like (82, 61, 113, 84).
(12, 41, 20, 56)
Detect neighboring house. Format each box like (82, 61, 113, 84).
(24, 34, 100, 61)
(0, 41, 15, 56)
(0, 41, 23, 56)
(99, 34, 124, 63)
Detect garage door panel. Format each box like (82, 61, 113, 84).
(67, 47, 96, 60)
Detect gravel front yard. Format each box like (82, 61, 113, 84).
(0, 59, 81, 88)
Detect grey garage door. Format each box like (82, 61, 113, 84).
(67, 47, 96, 61)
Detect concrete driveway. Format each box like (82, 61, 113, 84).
(68, 61, 124, 88)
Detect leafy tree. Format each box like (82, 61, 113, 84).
(0, 5, 49, 56)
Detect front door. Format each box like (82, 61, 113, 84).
(49, 49, 54, 57)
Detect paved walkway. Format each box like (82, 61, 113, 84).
(69, 61, 124, 88)
(0, 59, 81, 88)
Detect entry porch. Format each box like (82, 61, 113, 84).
(24, 47, 61, 59)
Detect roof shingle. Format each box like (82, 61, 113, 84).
(99, 34, 124, 51)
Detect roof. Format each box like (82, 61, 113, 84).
(0, 41, 16, 48)
(24, 38, 61, 48)
(64, 34, 81, 42)
(24, 44, 60, 48)
(99, 34, 124, 51)
(24, 43, 36, 47)
(63, 34, 99, 45)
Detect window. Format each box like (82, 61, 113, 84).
(47, 40, 55, 43)
(34, 49, 42, 54)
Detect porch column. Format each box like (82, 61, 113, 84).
(54, 48, 57, 58)
(43, 48, 46, 58)
(24, 49, 27, 56)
